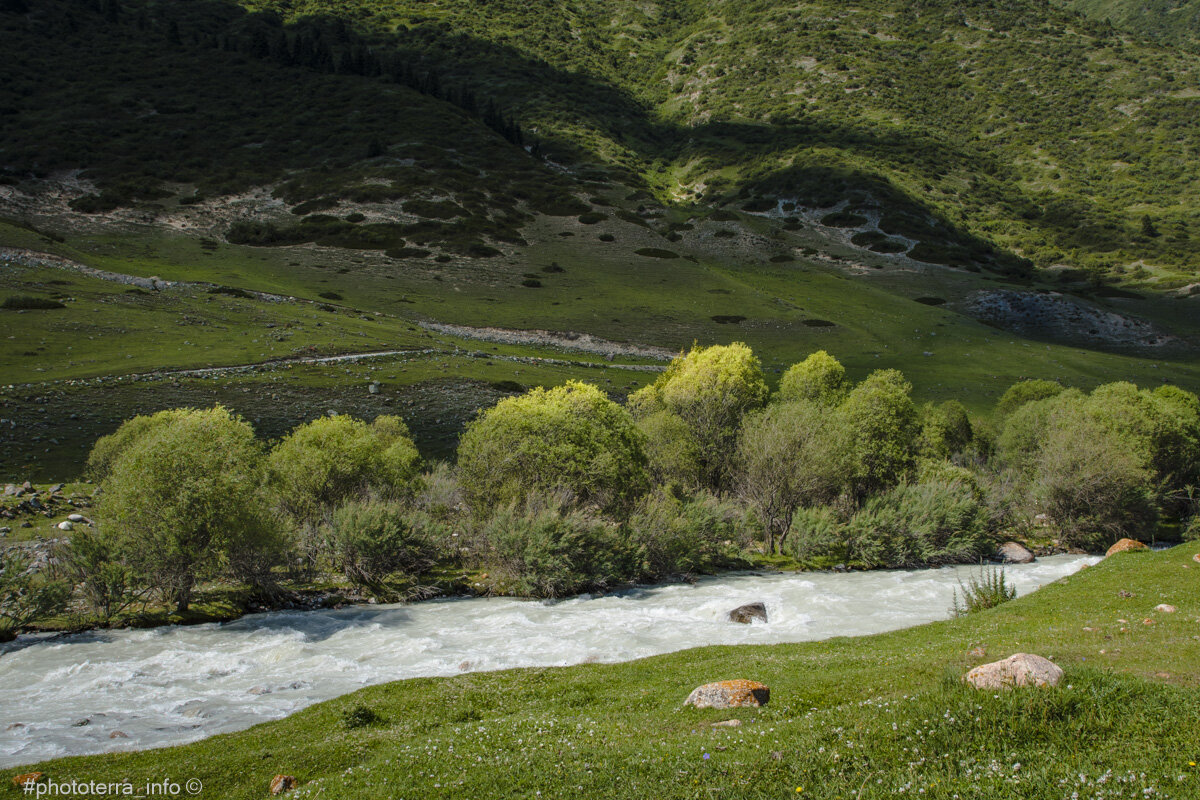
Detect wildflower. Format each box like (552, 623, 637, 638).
(703, 753, 711, 760)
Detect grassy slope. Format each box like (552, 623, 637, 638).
(10, 546, 1200, 798)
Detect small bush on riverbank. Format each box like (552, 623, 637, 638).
(953, 564, 1017, 615)
(626, 490, 748, 579)
(0, 551, 70, 641)
(483, 495, 637, 598)
(326, 499, 438, 593)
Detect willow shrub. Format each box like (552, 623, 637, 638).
(326, 499, 439, 592)
(482, 498, 638, 598)
(625, 490, 746, 579)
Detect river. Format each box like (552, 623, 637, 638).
(0, 555, 1096, 767)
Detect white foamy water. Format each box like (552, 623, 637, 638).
(0, 556, 1095, 767)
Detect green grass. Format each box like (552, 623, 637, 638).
(10, 546, 1200, 798)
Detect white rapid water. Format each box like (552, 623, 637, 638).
(0, 556, 1095, 767)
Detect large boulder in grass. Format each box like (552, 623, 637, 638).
(995, 541, 1035, 564)
(964, 653, 1063, 690)
(728, 602, 768, 624)
(684, 680, 769, 709)
(1105, 538, 1148, 558)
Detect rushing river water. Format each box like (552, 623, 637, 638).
(0, 555, 1096, 767)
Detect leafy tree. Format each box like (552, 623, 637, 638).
(95, 406, 276, 613)
(630, 343, 768, 490)
(86, 412, 176, 482)
(839, 369, 920, 497)
(777, 350, 850, 406)
(995, 389, 1085, 475)
(735, 401, 849, 552)
(267, 414, 420, 521)
(633, 409, 704, 489)
(456, 381, 649, 513)
(1032, 412, 1156, 549)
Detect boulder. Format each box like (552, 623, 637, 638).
(269, 775, 298, 795)
(12, 773, 44, 789)
(1105, 538, 1147, 557)
(684, 680, 770, 709)
(109, 730, 129, 739)
(728, 602, 768, 624)
(995, 541, 1035, 564)
(1154, 604, 1176, 613)
(964, 653, 1063, 690)
(57, 520, 73, 531)
(67, 513, 89, 524)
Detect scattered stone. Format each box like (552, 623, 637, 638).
(711, 719, 743, 728)
(269, 775, 298, 795)
(969, 646, 987, 658)
(1082, 626, 1097, 632)
(684, 680, 770, 709)
(247, 686, 272, 696)
(72, 718, 90, 727)
(6, 722, 25, 730)
(368, 382, 380, 394)
(11, 773, 44, 789)
(1118, 590, 1135, 598)
(1193, 553, 1200, 564)
(727, 602, 768, 624)
(1155, 604, 1176, 613)
(1143, 618, 1155, 625)
(964, 653, 1063, 690)
(67, 513, 89, 524)
(1155, 672, 1171, 679)
(1105, 538, 1148, 557)
(57, 520, 73, 531)
(109, 730, 129, 739)
(995, 541, 1035, 564)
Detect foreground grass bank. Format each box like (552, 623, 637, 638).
(9, 546, 1199, 799)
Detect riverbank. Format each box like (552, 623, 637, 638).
(1, 554, 1098, 768)
(5, 546, 1195, 798)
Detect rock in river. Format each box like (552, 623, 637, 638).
(728, 602, 768, 624)
(995, 541, 1035, 564)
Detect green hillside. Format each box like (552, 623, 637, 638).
(1064, 0, 1200, 45)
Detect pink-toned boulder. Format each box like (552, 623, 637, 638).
(964, 653, 1063, 690)
(684, 680, 770, 708)
(1105, 538, 1147, 557)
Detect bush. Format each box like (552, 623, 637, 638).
(994, 379, 1065, 422)
(0, 551, 70, 640)
(326, 500, 436, 591)
(483, 500, 637, 598)
(626, 490, 744, 579)
(342, 704, 384, 729)
(267, 415, 420, 521)
(782, 506, 844, 565)
(63, 528, 148, 621)
(457, 381, 649, 514)
(95, 406, 277, 612)
(952, 565, 1017, 616)
(842, 473, 995, 568)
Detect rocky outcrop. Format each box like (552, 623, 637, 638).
(728, 602, 768, 624)
(684, 680, 770, 709)
(1105, 538, 1148, 557)
(995, 541, 1035, 564)
(964, 653, 1063, 690)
